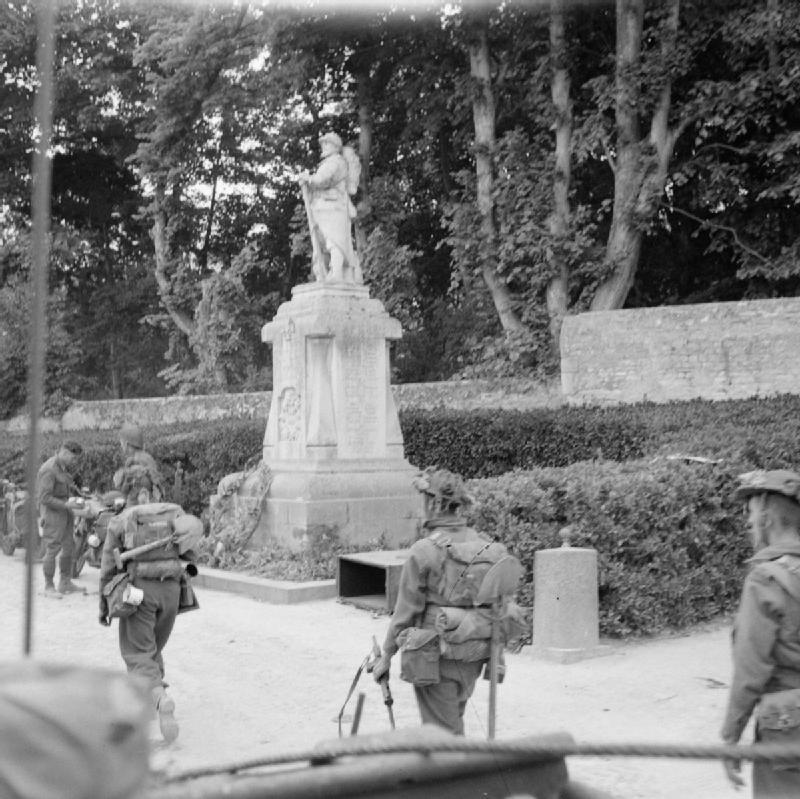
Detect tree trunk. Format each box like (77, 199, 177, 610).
(465, 4, 524, 333)
(767, 0, 780, 71)
(151, 182, 195, 338)
(546, 0, 572, 354)
(109, 339, 121, 399)
(354, 67, 373, 257)
(591, 0, 682, 311)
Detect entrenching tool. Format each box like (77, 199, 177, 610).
(112, 535, 174, 571)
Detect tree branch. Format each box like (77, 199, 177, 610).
(665, 203, 771, 264)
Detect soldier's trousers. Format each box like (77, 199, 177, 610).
(118, 578, 180, 692)
(42, 523, 73, 582)
(413, 658, 484, 735)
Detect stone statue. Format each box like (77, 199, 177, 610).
(297, 132, 363, 284)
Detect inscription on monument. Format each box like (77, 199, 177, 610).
(277, 386, 301, 441)
(340, 339, 381, 457)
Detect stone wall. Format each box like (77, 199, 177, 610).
(0, 378, 562, 434)
(561, 297, 800, 405)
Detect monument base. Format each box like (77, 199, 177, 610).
(250, 459, 425, 551)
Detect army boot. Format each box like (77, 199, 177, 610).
(58, 558, 85, 593)
(43, 561, 62, 598)
(155, 689, 179, 743)
(44, 581, 62, 598)
(57, 577, 84, 594)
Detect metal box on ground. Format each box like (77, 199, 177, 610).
(337, 549, 410, 613)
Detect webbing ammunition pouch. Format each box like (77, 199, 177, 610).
(103, 573, 137, 619)
(397, 628, 440, 686)
(756, 687, 800, 771)
(758, 688, 800, 732)
(177, 571, 199, 614)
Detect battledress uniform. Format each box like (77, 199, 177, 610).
(721, 542, 800, 797)
(382, 517, 491, 735)
(37, 455, 76, 586)
(99, 504, 195, 697)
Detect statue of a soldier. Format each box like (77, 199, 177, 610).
(297, 132, 362, 284)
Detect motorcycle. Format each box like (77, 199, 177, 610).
(0, 479, 40, 558)
(71, 490, 126, 578)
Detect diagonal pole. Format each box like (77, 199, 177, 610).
(24, 0, 57, 656)
(300, 183, 326, 281)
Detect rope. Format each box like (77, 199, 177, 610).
(161, 738, 800, 783)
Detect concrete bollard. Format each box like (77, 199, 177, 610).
(530, 527, 610, 664)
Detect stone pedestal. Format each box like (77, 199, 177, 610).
(256, 282, 424, 550)
(530, 545, 610, 664)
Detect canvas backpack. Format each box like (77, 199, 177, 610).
(427, 531, 519, 607)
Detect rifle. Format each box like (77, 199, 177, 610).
(299, 181, 326, 281)
(366, 636, 395, 730)
(337, 636, 396, 737)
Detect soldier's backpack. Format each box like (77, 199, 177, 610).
(427, 532, 521, 607)
(109, 502, 183, 559)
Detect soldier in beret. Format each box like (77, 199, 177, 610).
(721, 469, 800, 797)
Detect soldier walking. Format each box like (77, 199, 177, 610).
(372, 469, 523, 735)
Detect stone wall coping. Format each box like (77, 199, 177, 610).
(1, 378, 562, 433)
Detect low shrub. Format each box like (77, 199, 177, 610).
(466, 458, 750, 637)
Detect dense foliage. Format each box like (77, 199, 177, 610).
(2, 0, 800, 417)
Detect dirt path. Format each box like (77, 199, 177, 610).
(2, 553, 746, 798)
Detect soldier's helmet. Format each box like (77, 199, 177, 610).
(412, 468, 473, 512)
(119, 422, 144, 450)
(734, 470, 800, 505)
(319, 131, 343, 151)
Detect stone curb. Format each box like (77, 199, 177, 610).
(193, 566, 338, 604)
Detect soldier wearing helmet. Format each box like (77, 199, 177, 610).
(721, 469, 800, 796)
(114, 422, 164, 504)
(372, 468, 522, 735)
(99, 466, 202, 743)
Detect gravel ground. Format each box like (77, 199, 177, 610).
(1, 551, 748, 798)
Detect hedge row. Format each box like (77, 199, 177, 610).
(0, 420, 264, 517)
(4, 394, 800, 514)
(467, 458, 750, 637)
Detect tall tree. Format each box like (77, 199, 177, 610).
(545, 0, 573, 351)
(591, 0, 687, 311)
(462, 2, 525, 332)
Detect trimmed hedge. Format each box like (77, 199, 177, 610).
(4, 394, 800, 516)
(467, 458, 749, 637)
(3, 394, 800, 638)
(400, 407, 647, 477)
